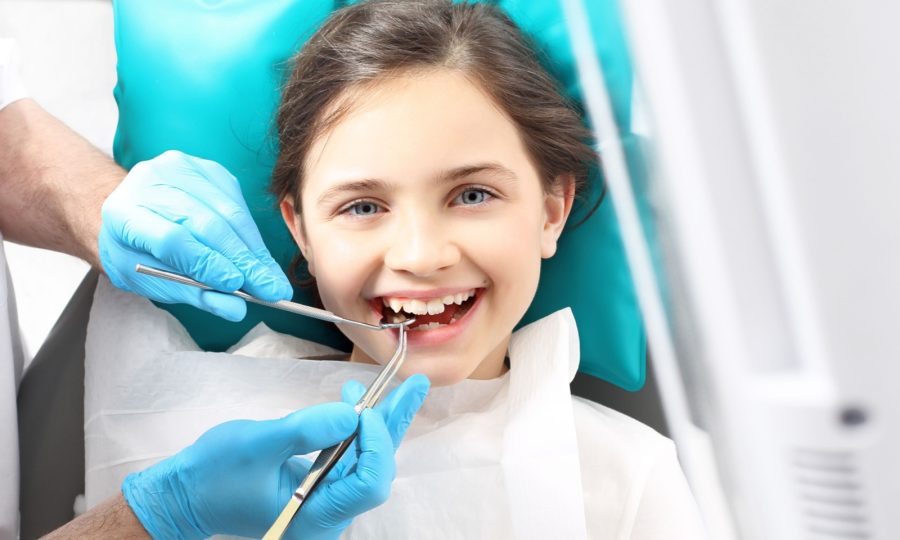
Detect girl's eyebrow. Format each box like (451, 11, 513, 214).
(316, 162, 517, 206)
(438, 162, 518, 183)
(317, 178, 391, 206)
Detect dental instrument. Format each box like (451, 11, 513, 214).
(135, 263, 414, 539)
(262, 322, 409, 540)
(134, 264, 399, 331)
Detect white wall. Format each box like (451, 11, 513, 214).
(0, 0, 116, 363)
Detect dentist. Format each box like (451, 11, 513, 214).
(0, 41, 426, 539)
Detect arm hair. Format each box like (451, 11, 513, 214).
(40, 494, 150, 539)
(0, 98, 124, 267)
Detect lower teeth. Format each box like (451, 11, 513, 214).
(411, 321, 444, 331)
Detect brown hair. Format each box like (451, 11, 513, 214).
(271, 0, 597, 282)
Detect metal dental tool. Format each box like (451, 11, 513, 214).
(135, 264, 402, 330)
(262, 323, 409, 540)
(134, 263, 414, 539)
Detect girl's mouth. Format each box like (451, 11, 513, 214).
(373, 289, 483, 331)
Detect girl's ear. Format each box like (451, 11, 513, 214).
(279, 197, 316, 277)
(540, 174, 576, 258)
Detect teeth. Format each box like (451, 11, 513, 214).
(426, 299, 445, 315)
(411, 321, 444, 331)
(382, 289, 477, 315)
(408, 299, 427, 315)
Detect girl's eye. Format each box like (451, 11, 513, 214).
(342, 200, 383, 217)
(453, 187, 494, 206)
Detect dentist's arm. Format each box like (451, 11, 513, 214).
(0, 98, 121, 267)
(40, 495, 148, 539)
(0, 98, 291, 319)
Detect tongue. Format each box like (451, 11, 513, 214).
(409, 303, 459, 327)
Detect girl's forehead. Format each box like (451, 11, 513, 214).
(302, 70, 531, 190)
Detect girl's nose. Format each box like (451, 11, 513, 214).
(384, 210, 460, 277)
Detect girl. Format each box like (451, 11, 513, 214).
(270, 0, 707, 537)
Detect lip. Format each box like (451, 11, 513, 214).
(369, 288, 485, 348)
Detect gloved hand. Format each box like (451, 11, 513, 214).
(99, 150, 292, 321)
(122, 374, 430, 540)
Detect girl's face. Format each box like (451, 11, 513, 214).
(281, 69, 573, 386)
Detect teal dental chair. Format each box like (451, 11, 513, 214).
(16, 1, 665, 537)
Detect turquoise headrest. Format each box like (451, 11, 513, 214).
(112, 0, 646, 390)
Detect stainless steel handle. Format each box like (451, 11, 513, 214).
(134, 264, 383, 330)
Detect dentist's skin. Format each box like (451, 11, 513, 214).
(0, 99, 121, 268)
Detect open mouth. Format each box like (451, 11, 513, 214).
(376, 289, 482, 331)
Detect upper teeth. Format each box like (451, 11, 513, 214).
(383, 290, 476, 315)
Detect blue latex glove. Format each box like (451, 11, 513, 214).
(122, 375, 430, 540)
(99, 150, 293, 321)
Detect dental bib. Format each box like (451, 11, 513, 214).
(84, 277, 679, 538)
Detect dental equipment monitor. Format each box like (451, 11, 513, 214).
(564, 0, 900, 538)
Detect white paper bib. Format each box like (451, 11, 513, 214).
(84, 277, 588, 538)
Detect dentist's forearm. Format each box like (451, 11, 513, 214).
(40, 494, 150, 540)
(0, 98, 123, 267)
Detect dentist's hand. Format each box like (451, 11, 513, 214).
(122, 375, 430, 540)
(98, 150, 292, 321)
